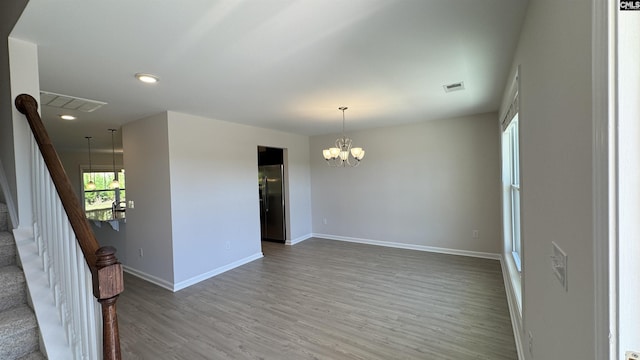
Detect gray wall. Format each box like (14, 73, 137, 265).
(310, 112, 502, 255)
(123, 112, 174, 285)
(504, 0, 595, 358)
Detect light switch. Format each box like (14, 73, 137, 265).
(551, 241, 568, 291)
(128, 200, 135, 209)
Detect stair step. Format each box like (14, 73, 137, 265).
(17, 351, 46, 360)
(0, 232, 16, 267)
(0, 266, 26, 313)
(0, 305, 39, 359)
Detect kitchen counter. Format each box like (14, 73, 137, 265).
(86, 209, 125, 231)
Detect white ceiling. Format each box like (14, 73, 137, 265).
(11, 0, 528, 151)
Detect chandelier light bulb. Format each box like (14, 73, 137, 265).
(85, 181, 96, 190)
(109, 179, 120, 189)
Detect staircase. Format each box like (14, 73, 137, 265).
(0, 203, 45, 359)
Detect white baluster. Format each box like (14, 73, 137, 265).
(28, 132, 105, 359)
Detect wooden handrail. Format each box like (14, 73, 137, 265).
(15, 93, 124, 360)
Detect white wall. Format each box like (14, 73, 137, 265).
(617, 8, 640, 357)
(8, 37, 40, 230)
(310, 112, 502, 255)
(166, 111, 311, 286)
(122, 112, 174, 285)
(123, 111, 312, 289)
(0, 1, 28, 222)
(504, 0, 595, 359)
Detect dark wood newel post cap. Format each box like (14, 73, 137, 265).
(15, 94, 38, 114)
(96, 246, 118, 268)
(93, 246, 124, 300)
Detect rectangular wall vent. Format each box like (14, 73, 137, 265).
(40, 91, 107, 112)
(443, 81, 465, 93)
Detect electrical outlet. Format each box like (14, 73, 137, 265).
(626, 351, 640, 360)
(472, 230, 479, 239)
(528, 331, 533, 355)
(225, 241, 231, 250)
(138, 248, 143, 258)
(323, 218, 327, 225)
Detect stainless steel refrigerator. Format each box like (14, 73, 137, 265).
(258, 165, 286, 242)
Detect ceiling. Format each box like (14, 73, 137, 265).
(11, 0, 528, 152)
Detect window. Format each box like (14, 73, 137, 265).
(505, 117, 521, 270)
(82, 169, 126, 215)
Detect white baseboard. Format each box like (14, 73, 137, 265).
(122, 266, 175, 292)
(173, 252, 263, 291)
(499, 255, 525, 360)
(286, 233, 312, 246)
(312, 233, 500, 260)
(124, 252, 265, 292)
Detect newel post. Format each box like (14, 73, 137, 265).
(93, 246, 124, 360)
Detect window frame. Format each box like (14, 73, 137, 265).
(505, 117, 522, 271)
(80, 165, 126, 215)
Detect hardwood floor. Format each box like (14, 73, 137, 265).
(118, 238, 517, 359)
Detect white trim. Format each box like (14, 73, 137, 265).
(173, 252, 263, 291)
(122, 266, 175, 292)
(500, 255, 525, 360)
(592, 0, 615, 358)
(286, 233, 312, 246)
(312, 233, 500, 260)
(0, 159, 18, 228)
(13, 228, 74, 360)
(124, 252, 264, 292)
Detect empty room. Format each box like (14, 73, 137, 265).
(1, 1, 635, 360)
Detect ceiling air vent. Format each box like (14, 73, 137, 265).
(443, 82, 465, 93)
(40, 91, 107, 112)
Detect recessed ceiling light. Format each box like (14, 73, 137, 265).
(59, 114, 76, 120)
(135, 73, 159, 84)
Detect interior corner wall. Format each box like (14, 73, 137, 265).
(0, 0, 28, 222)
(122, 112, 174, 286)
(506, 0, 595, 359)
(310, 112, 502, 255)
(166, 111, 311, 286)
(8, 37, 39, 229)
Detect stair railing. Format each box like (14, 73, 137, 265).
(15, 94, 123, 360)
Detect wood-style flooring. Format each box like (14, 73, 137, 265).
(118, 238, 517, 359)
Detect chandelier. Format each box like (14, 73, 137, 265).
(108, 129, 120, 189)
(84, 136, 96, 190)
(322, 107, 365, 167)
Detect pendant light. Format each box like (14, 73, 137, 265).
(108, 129, 120, 189)
(322, 106, 365, 167)
(84, 136, 96, 190)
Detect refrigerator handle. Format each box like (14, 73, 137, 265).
(263, 176, 269, 212)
